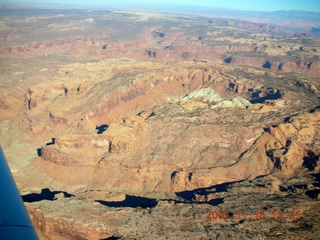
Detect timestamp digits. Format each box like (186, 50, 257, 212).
(205, 209, 301, 221)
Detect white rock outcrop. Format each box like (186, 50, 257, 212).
(182, 87, 251, 108)
(182, 87, 223, 103)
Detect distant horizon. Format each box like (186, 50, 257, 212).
(1, 0, 320, 13)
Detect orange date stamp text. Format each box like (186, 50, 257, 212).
(205, 209, 301, 221)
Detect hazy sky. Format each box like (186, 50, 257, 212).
(3, 0, 320, 12)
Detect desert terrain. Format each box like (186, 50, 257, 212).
(0, 4, 320, 240)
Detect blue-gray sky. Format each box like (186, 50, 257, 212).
(3, 0, 320, 12)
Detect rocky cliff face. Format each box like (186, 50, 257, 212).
(2, 58, 319, 239)
(263, 111, 320, 173)
(8, 59, 316, 195)
(2, 22, 320, 76)
(225, 56, 320, 75)
(26, 204, 112, 240)
(207, 19, 284, 35)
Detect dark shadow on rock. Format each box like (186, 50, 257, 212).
(262, 61, 271, 69)
(147, 111, 156, 119)
(250, 90, 282, 104)
(289, 184, 308, 190)
(46, 138, 56, 146)
(283, 114, 298, 123)
(37, 148, 42, 157)
(305, 189, 320, 199)
(311, 173, 320, 182)
(310, 173, 320, 188)
(101, 237, 121, 240)
(96, 195, 157, 208)
(266, 149, 281, 169)
(263, 127, 271, 133)
(22, 188, 75, 202)
(208, 198, 224, 206)
(309, 106, 320, 113)
(224, 56, 232, 64)
(175, 181, 239, 206)
(96, 124, 109, 134)
(303, 151, 319, 171)
(279, 185, 289, 192)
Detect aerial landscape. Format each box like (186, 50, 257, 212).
(0, 0, 319, 239)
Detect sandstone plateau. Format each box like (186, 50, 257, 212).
(0, 6, 320, 240)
